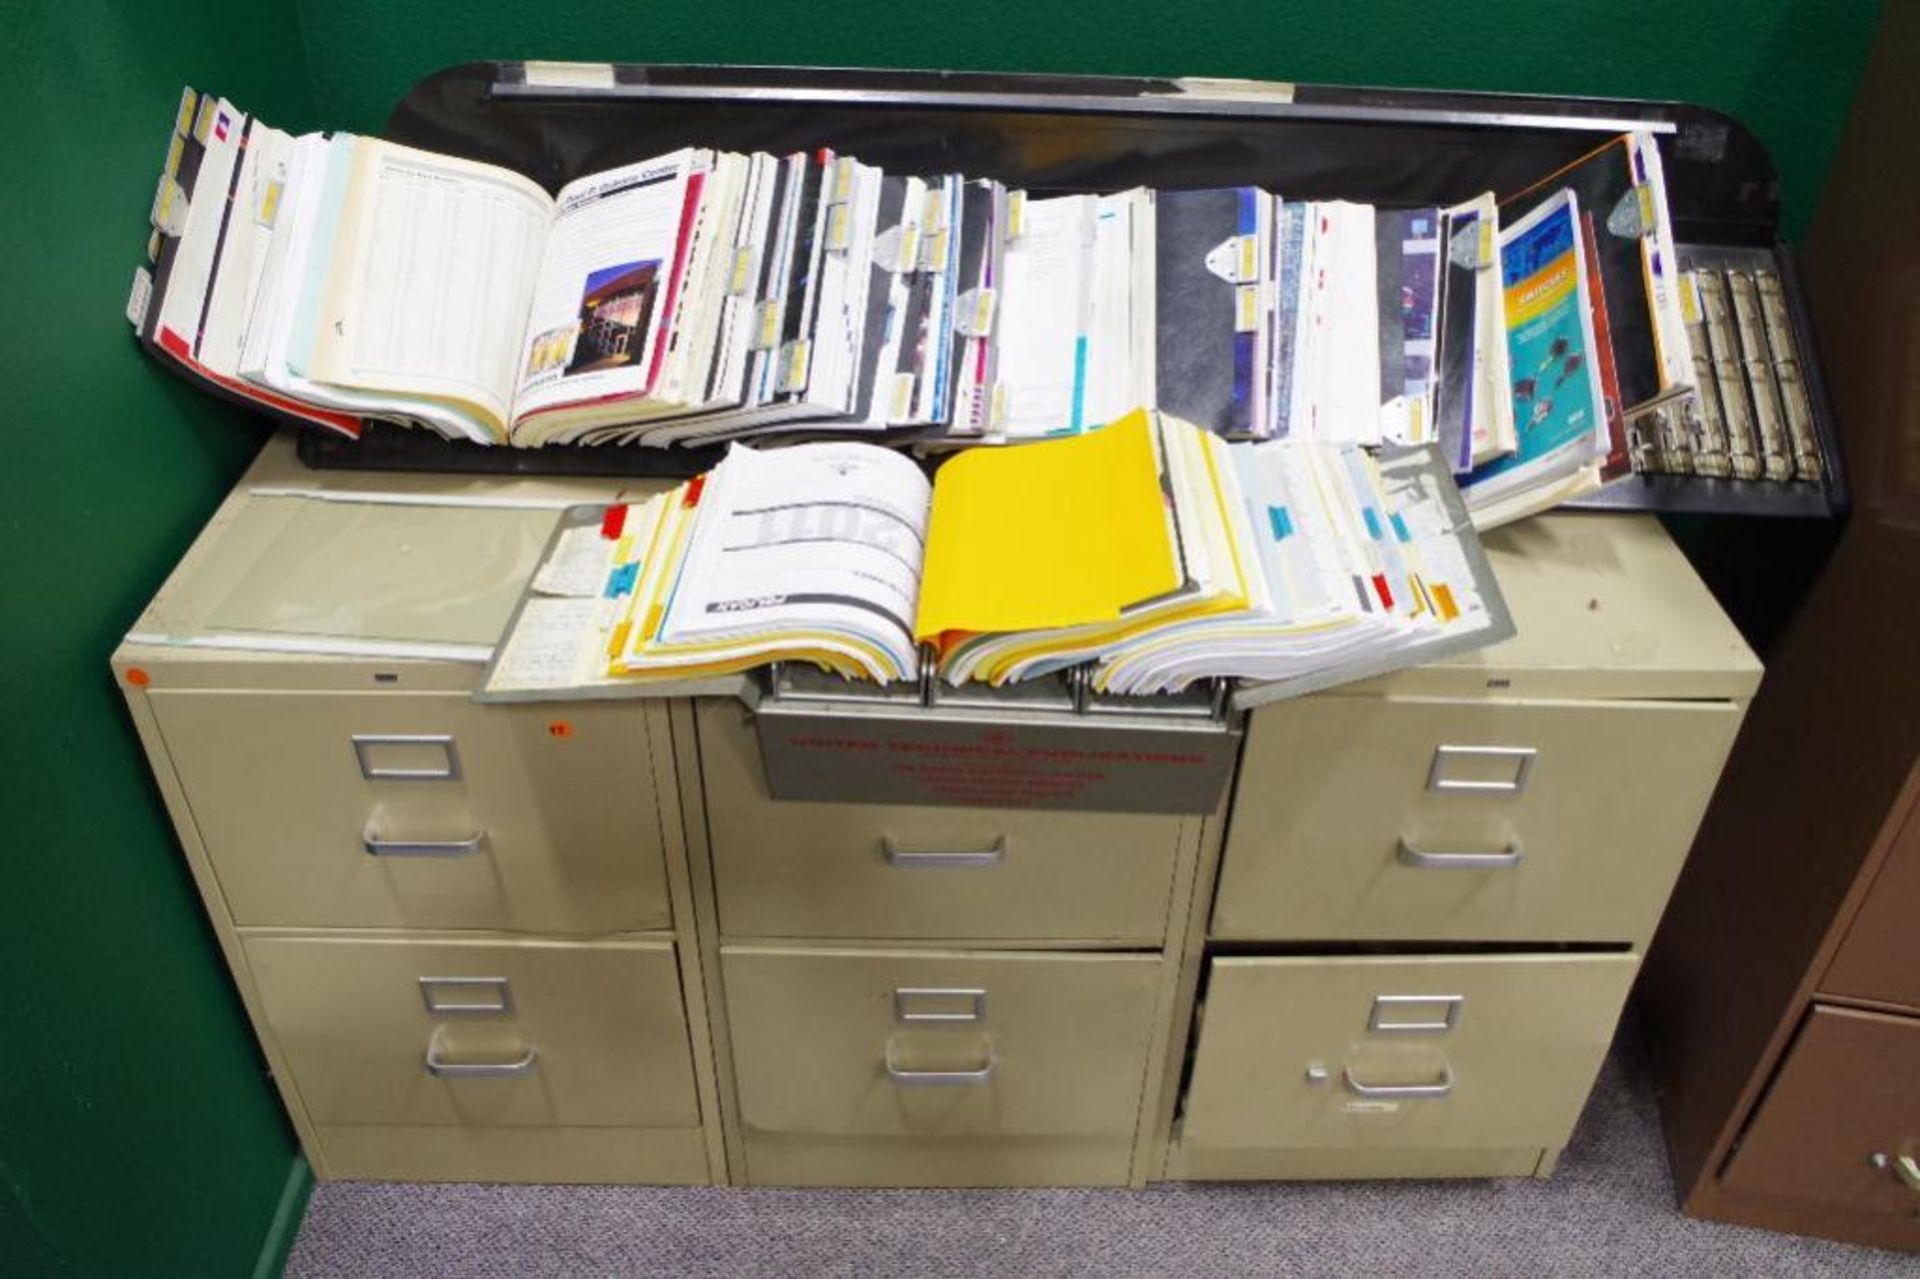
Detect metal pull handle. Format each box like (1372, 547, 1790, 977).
(352, 734, 462, 781)
(1397, 838, 1522, 870)
(424, 1040, 537, 1078)
(1427, 744, 1536, 794)
(419, 976, 513, 1016)
(1369, 994, 1464, 1033)
(893, 988, 987, 1024)
(1895, 1155, 1920, 1191)
(364, 831, 485, 858)
(884, 1043, 996, 1087)
(1343, 1063, 1455, 1099)
(881, 835, 1007, 868)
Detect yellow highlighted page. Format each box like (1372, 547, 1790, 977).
(914, 409, 1180, 642)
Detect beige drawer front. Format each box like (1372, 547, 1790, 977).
(699, 699, 1182, 943)
(724, 947, 1162, 1183)
(1180, 953, 1636, 1159)
(1216, 695, 1742, 942)
(152, 690, 670, 933)
(244, 935, 700, 1131)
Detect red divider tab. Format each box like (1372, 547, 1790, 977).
(599, 503, 628, 540)
(683, 475, 707, 508)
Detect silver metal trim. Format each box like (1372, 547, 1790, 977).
(881, 835, 1007, 868)
(1396, 838, 1524, 870)
(489, 81, 1674, 136)
(352, 733, 461, 781)
(883, 1043, 996, 1087)
(1343, 1063, 1455, 1099)
(893, 987, 988, 1024)
(1426, 744, 1536, 794)
(1896, 1155, 1920, 1192)
(424, 1040, 537, 1078)
(365, 831, 485, 858)
(418, 976, 513, 1016)
(1368, 994, 1465, 1034)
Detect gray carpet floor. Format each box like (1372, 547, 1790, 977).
(285, 1036, 1914, 1277)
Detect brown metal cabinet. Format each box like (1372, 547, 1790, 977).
(1638, 3, 1920, 1251)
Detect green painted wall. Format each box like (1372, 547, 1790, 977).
(0, 1, 317, 1276)
(298, 0, 1881, 238)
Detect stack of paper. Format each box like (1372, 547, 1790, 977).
(483, 410, 1508, 699)
(133, 88, 1694, 529)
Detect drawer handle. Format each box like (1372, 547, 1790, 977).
(893, 987, 987, 1024)
(1427, 744, 1536, 794)
(419, 976, 513, 1016)
(1369, 994, 1464, 1033)
(884, 1043, 996, 1087)
(352, 734, 462, 781)
(1397, 838, 1522, 870)
(364, 831, 486, 858)
(1343, 1064, 1455, 1099)
(1878, 1154, 1920, 1191)
(424, 1040, 537, 1079)
(881, 835, 1007, 868)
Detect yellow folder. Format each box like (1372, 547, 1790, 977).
(914, 409, 1181, 644)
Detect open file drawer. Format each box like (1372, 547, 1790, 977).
(1170, 952, 1638, 1180)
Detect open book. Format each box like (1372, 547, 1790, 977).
(483, 409, 1512, 701)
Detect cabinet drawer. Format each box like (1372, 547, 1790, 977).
(699, 699, 1182, 943)
(244, 935, 701, 1131)
(1179, 953, 1636, 1161)
(723, 946, 1162, 1184)
(1215, 695, 1741, 942)
(153, 691, 671, 932)
(1721, 1004, 1920, 1242)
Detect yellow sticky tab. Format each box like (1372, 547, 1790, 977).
(730, 245, 754, 295)
(1680, 272, 1703, 326)
(832, 156, 855, 202)
(606, 620, 632, 662)
(890, 373, 916, 421)
(826, 202, 852, 252)
(914, 409, 1182, 640)
(1238, 235, 1259, 283)
(1006, 190, 1027, 241)
(613, 532, 635, 564)
(164, 133, 184, 177)
(256, 179, 283, 227)
(1235, 284, 1260, 333)
(192, 97, 216, 143)
(176, 87, 198, 137)
(897, 225, 921, 274)
(1433, 582, 1460, 622)
(755, 300, 781, 350)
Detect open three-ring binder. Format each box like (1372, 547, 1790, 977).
(294, 61, 1843, 521)
(475, 440, 1512, 814)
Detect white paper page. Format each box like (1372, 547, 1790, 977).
(490, 597, 606, 692)
(199, 124, 292, 377)
(997, 194, 1094, 437)
(503, 151, 702, 426)
(1083, 190, 1143, 428)
(660, 443, 931, 667)
(707, 153, 777, 404)
(532, 524, 617, 597)
(862, 176, 926, 426)
(307, 139, 550, 430)
(656, 151, 741, 408)
(155, 100, 247, 353)
(1324, 202, 1382, 446)
(245, 138, 492, 442)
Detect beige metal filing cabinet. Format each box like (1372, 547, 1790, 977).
(118, 433, 1757, 1187)
(1165, 514, 1759, 1180)
(113, 436, 723, 1184)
